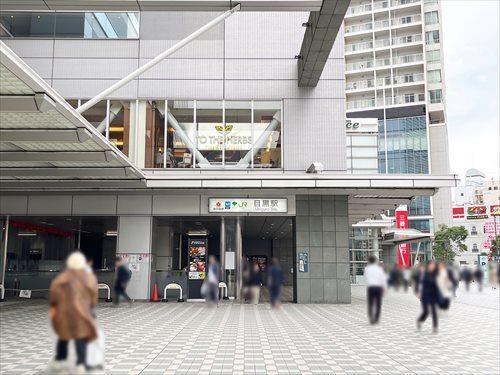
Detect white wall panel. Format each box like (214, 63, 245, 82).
(283, 98, 346, 171)
(27, 195, 72, 215)
(0, 195, 28, 215)
(72, 195, 117, 215)
(53, 40, 139, 58)
(225, 12, 308, 58)
(225, 58, 343, 80)
(152, 195, 201, 215)
(52, 79, 138, 99)
(139, 39, 224, 59)
(138, 80, 223, 99)
(224, 79, 344, 100)
(138, 58, 223, 79)
(117, 195, 153, 215)
(2, 39, 54, 57)
(21, 58, 53, 79)
(52, 59, 138, 79)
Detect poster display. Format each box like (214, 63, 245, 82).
(298, 252, 309, 273)
(188, 238, 207, 280)
(119, 253, 150, 273)
(466, 205, 488, 220)
(250, 256, 268, 271)
(491, 205, 500, 216)
(395, 205, 410, 268)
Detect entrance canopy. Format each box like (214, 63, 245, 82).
(0, 42, 145, 188)
(380, 229, 432, 246)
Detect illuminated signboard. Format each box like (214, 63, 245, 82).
(208, 198, 287, 213)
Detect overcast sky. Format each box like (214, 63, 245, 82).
(441, 0, 500, 182)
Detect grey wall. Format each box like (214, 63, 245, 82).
(117, 216, 152, 300)
(3, 11, 346, 172)
(295, 195, 350, 303)
(272, 238, 294, 286)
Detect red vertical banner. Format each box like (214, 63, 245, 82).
(395, 205, 410, 268)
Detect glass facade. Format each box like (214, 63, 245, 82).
(427, 69, 442, 83)
(426, 50, 441, 64)
(424, 11, 439, 25)
(77, 99, 282, 169)
(425, 30, 440, 45)
(378, 116, 429, 174)
(0, 12, 139, 39)
(429, 89, 443, 104)
(409, 196, 432, 216)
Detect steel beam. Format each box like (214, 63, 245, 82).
(297, 0, 350, 87)
(0, 129, 92, 142)
(0, 151, 115, 162)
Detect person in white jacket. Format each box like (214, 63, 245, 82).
(363, 255, 387, 324)
(436, 262, 452, 310)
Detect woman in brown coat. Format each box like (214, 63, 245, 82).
(49, 251, 98, 372)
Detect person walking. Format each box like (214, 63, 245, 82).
(48, 252, 98, 373)
(205, 255, 220, 306)
(436, 262, 452, 311)
(268, 258, 283, 308)
(447, 264, 459, 297)
(248, 263, 263, 305)
(461, 266, 473, 291)
(411, 263, 424, 295)
(473, 267, 484, 292)
(114, 256, 132, 306)
(417, 261, 440, 333)
(363, 255, 387, 325)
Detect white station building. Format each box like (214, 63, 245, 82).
(0, 0, 457, 303)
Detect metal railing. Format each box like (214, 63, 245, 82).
(392, 14, 422, 26)
(345, 60, 375, 72)
(373, 19, 390, 29)
(347, 93, 424, 110)
(346, 3, 372, 16)
(346, 98, 376, 110)
(347, 73, 424, 91)
(392, 0, 421, 6)
(346, 40, 374, 53)
(345, 22, 373, 34)
(373, 1, 390, 10)
(392, 33, 422, 46)
(375, 57, 392, 67)
(346, 78, 376, 91)
(393, 53, 423, 65)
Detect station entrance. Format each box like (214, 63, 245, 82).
(152, 216, 296, 302)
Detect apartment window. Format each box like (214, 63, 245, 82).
(424, 0, 438, 3)
(427, 69, 442, 83)
(470, 226, 478, 236)
(426, 50, 441, 64)
(429, 89, 443, 104)
(425, 30, 440, 45)
(0, 11, 139, 38)
(425, 11, 439, 25)
(472, 243, 479, 253)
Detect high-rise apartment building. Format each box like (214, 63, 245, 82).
(344, 0, 452, 243)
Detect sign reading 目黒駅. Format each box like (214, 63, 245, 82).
(209, 198, 287, 213)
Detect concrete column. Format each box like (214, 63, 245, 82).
(117, 216, 152, 300)
(235, 217, 243, 300)
(295, 195, 350, 304)
(220, 217, 226, 282)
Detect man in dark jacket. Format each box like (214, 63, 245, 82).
(417, 261, 440, 333)
(114, 257, 132, 306)
(268, 258, 283, 308)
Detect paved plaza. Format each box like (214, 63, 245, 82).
(0, 284, 498, 375)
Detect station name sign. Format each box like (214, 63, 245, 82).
(209, 198, 287, 213)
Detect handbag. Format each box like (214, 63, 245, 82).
(86, 328, 105, 369)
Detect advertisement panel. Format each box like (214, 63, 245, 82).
(452, 206, 465, 220)
(491, 205, 500, 216)
(466, 205, 488, 220)
(188, 238, 207, 280)
(209, 198, 287, 213)
(395, 205, 410, 268)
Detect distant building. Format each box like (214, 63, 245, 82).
(452, 169, 499, 265)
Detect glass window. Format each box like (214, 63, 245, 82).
(0, 12, 139, 38)
(196, 101, 223, 167)
(108, 100, 128, 155)
(425, 30, 440, 45)
(0, 12, 55, 37)
(426, 50, 441, 64)
(409, 219, 431, 233)
(429, 89, 443, 103)
(144, 101, 166, 168)
(470, 226, 478, 236)
(167, 100, 196, 168)
(427, 69, 442, 83)
(472, 243, 479, 252)
(409, 196, 431, 216)
(224, 101, 252, 167)
(425, 11, 439, 25)
(253, 101, 282, 168)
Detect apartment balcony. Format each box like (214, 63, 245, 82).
(346, 3, 372, 17)
(346, 73, 424, 93)
(346, 93, 425, 111)
(345, 40, 374, 54)
(345, 21, 373, 35)
(392, 0, 421, 7)
(345, 54, 422, 74)
(391, 14, 422, 27)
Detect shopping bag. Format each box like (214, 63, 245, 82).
(200, 281, 208, 297)
(86, 328, 105, 369)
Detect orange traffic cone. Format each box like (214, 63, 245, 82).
(150, 283, 160, 302)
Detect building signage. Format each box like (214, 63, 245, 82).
(395, 205, 410, 268)
(345, 118, 378, 133)
(208, 198, 287, 213)
(188, 238, 207, 280)
(466, 205, 488, 220)
(173, 123, 279, 151)
(478, 255, 489, 283)
(491, 205, 500, 216)
(452, 206, 465, 219)
(298, 252, 309, 272)
(484, 220, 500, 240)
